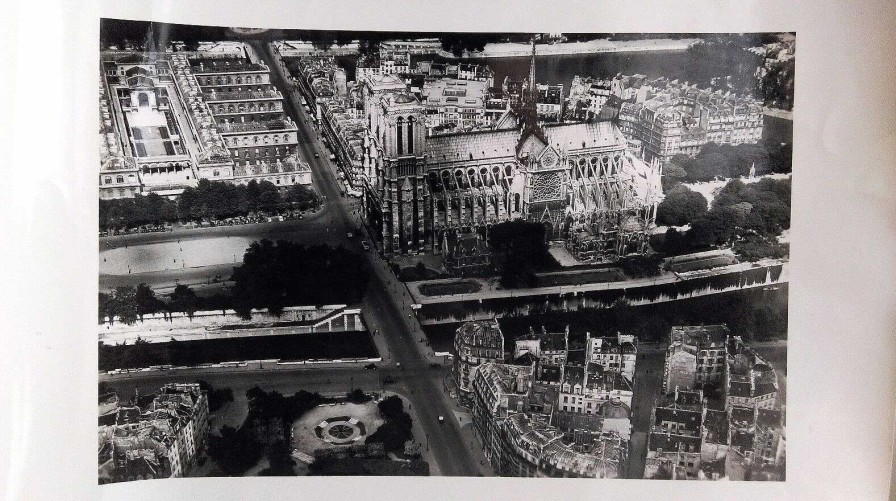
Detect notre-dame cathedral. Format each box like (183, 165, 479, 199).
(359, 56, 663, 261)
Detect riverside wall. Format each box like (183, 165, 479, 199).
(99, 305, 365, 345)
(417, 262, 788, 325)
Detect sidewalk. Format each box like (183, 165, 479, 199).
(382, 391, 442, 476)
(435, 374, 494, 476)
(363, 309, 394, 365)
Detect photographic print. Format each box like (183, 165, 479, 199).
(96, 20, 793, 482)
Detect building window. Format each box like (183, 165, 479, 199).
(104, 176, 112, 184)
(116, 175, 124, 183)
(396, 117, 404, 155)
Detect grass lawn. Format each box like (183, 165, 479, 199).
(536, 269, 626, 287)
(668, 255, 737, 273)
(418, 280, 482, 297)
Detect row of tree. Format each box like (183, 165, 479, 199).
(501, 284, 788, 344)
(98, 284, 204, 325)
(99, 179, 320, 231)
(685, 36, 795, 110)
(179, 179, 320, 222)
(99, 193, 177, 231)
(663, 141, 792, 188)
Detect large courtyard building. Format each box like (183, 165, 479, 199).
(187, 54, 306, 186)
(100, 53, 197, 199)
(100, 44, 310, 200)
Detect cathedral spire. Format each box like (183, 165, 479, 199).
(517, 35, 546, 151)
(529, 37, 537, 93)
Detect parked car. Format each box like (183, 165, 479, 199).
(383, 376, 395, 385)
(361, 240, 371, 251)
(438, 415, 445, 424)
(429, 363, 441, 369)
(364, 363, 377, 370)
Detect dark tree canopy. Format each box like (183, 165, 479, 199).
(658, 178, 791, 258)
(99, 194, 178, 231)
(170, 284, 201, 319)
(207, 387, 325, 476)
(661, 162, 688, 191)
(366, 396, 414, 453)
(656, 185, 709, 227)
(617, 254, 664, 279)
(666, 140, 790, 188)
(99, 180, 321, 231)
(488, 220, 555, 288)
(134, 283, 162, 320)
(230, 240, 369, 318)
(113, 286, 138, 325)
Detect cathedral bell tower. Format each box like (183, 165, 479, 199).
(378, 91, 428, 255)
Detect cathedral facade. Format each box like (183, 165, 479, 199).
(359, 72, 663, 261)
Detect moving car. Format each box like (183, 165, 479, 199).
(438, 415, 445, 424)
(361, 240, 371, 251)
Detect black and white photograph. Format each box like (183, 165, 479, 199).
(95, 20, 794, 483)
(7, 0, 896, 500)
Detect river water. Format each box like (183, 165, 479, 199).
(423, 283, 789, 353)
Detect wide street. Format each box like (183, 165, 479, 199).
(99, 41, 486, 477)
